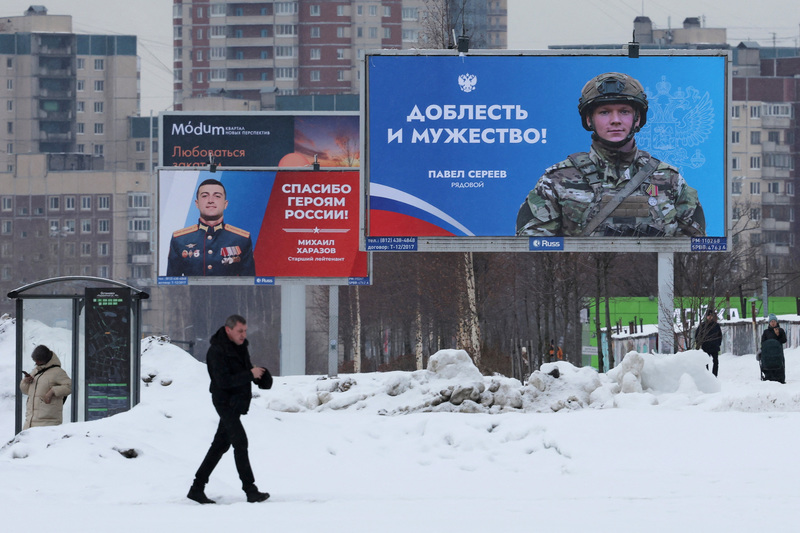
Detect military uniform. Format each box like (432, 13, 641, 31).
(167, 221, 255, 276)
(516, 141, 705, 237)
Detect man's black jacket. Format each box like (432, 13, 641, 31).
(695, 320, 722, 355)
(206, 326, 256, 415)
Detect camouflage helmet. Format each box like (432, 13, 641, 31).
(578, 72, 648, 131)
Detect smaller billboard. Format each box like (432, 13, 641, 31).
(160, 112, 360, 168)
(158, 169, 369, 285)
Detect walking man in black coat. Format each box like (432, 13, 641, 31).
(188, 314, 272, 504)
(695, 309, 723, 377)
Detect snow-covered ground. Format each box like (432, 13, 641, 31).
(2, 314, 800, 532)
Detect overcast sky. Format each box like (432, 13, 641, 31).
(3, 0, 798, 115)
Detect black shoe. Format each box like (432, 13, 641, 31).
(187, 486, 216, 504)
(246, 489, 270, 503)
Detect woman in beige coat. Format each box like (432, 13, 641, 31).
(19, 345, 72, 429)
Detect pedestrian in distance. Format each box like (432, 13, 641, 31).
(695, 309, 722, 377)
(759, 314, 787, 383)
(516, 72, 705, 238)
(19, 344, 72, 429)
(188, 314, 273, 504)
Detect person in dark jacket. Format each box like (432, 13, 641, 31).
(762, 313, 787, 345)
(695, 309, 722, 376)
(188, 314, 272, 504)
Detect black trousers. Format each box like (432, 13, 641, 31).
(194, 403, 255, 490)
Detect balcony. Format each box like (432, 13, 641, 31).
(761, 115, 791, 129)
(38, 110, 73, 121)
(761, 192, 792, 205)
(39, 131, 73, 141)
(127, 231, 151, 241)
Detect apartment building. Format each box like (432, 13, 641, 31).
(0, 6, 153, 173)
(172, 0, 507, 109)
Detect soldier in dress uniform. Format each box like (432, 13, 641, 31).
(516, 72, 705, 238)
(167, 178, 255, 276)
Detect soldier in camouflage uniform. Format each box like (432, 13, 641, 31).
(516, 72, 705, 237)
(167, 178, 255, 276)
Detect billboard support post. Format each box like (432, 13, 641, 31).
(281, 285, 306, 376)
(658, 252, 675, 354)
(328, 286, 339, 378)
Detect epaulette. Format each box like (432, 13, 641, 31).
(172, 224, 199, 238)
(225, 224, 251, 238)
(567, 152, 600, 185)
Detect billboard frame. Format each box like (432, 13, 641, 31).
(361, 48, 732, 254)
(155, 166, 371, 287)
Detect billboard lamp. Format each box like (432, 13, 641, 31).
(209, 155, 217, 173)
(627, 31, 639, 58)
(313, 154, 320, 171)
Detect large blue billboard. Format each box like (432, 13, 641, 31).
(365, 52, 728, 248)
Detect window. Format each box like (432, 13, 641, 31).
(275, 68, 297, 80)
(94, 144, 103, 156)
(77, 80, 85, 91)
(731, 106, 740, 118)
(277, 46, 296, 58)
(65, 196, 75, 210)
(277, 25, 298, 36)
(763, 104, 792, 117)
(94, 123, 104, 134)
(76, 58, 85, 69)
(234, 30, 243, 39)
(369, 5, 377, 16)
(81, 241, 91, 254)
(731, 182, 741, 195)
(128, 193, 150, 208)
(369, 27, 378, 39)
(98, 219, 110, 233)
(310, 5, 320, 16)
(750, 105, 761, 119)
(384, 27, 391, 39)
(94, 102, 103, 113)
(384, 6, 391, 16)
(197, 7, 203, 17)
(6, 100, 11, 111)
(235, 7, 243, 16)
(77, 144, 85, 153)
(310, 70, 320, 82)
(98, 266, 109, 278)
(210, 69, 226, 81)
(211, 3, 226, 16)
(81, 196, 92, 210)
(197, 71, 203, 83)
(310, 48, 320, 60)
(750, 156, 761, 169)
(77, 123, 85, 134)
(788, 183, 795, 196)
(260, 29, 269, 38)
(129, 219, 151, 231)
(94, 59, 104, 70)
(337, 70, 346, 81)
(750, 182, 761, 194)
(2, 197, 11, 211)
(768, 131, 780, 144)
(210, 47, 225, 59)
(750, 208, 761, 221)
(210, 26, 226, 37)
(197, 29, 204, 39)
(64, 220, 75, 233)
(173, 26, 182, 39)
(402, 7, 419, 20)
(94, 80, 104, 91)
(357, 27, 363, 38)
(98, 195, 110, 210)
(260, 50, 269, 59)
(750, 131, 760, 145)
(1, 221, 11, 234)
(77, 101, 85, 112)
(731, 157, 740, 170)
(310, 27, 320, 38)
(6, 122, 12, 134)
(98, 242, 109, 256)
(48, 197, 59, 210)
(276, 2, 298, 15)
(6, 143, 12, 154)
(135, 141, 146, 152)
(768, 182, 781, 194)
(196, 50, 203, 61)
(731, 131, 739, 144)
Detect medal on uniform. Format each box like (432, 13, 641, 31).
(645, 184, 658, 206)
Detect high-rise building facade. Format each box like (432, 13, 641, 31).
(171, 0, 507, 109)
(0, 6, 149, 173)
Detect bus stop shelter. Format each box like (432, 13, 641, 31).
(8, 276, 149, 434)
